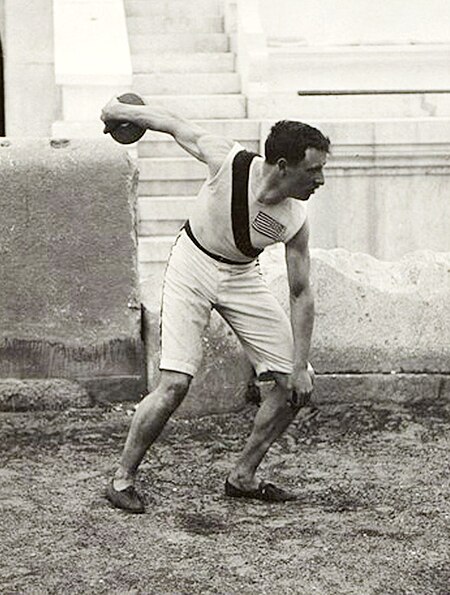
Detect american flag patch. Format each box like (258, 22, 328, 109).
(251, 211, 286, 242)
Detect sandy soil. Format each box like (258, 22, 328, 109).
(1, 395, 449, 595)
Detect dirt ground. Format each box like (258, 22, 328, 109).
(1, 394, 449, 595)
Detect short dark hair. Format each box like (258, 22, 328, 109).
(264, 120, 330, 165)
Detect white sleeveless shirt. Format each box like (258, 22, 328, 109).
(189, 143, 307, 263)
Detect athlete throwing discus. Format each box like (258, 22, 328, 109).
(101, 97, 330, 512)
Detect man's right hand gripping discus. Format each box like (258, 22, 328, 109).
(103, 92, 146, 145)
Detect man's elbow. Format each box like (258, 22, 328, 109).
(290, 282, 314, 305)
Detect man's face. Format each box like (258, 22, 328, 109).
(279, 147, 327, 200)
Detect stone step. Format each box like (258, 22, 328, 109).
(60, 85, 132, 122)
(138, 157, 207, 181)
(132, 52, 234, 74)
(138, 195, 195, 236)
(127, 15, 224, 34)
(138, 179, 204, 197)
(141, 118, 260, 143)
(248, 92, 450, 120)
(138, 119, 260, 158)
(129, 33, 229, 53)
(125, 0, 222, 18)
(138, 236, 175, 263)
(133, 73, 241, 95)
(268, 45, 450, 94)
(52, 120, 106, 138)
(139, 219, 186, 236)
(141, 95, 246, 119)
(138, 195, 196, 220)
(138, 261, 167, 286)
(52, 119, 260, 148)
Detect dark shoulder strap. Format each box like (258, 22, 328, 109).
(231, 150, 262, 259)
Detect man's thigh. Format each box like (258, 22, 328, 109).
(216, 265, 293, 376)
(160, 233, 216, 376)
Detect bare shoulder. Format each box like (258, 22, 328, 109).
(197, 135, 236, 177)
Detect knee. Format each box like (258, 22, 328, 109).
(158, 372, 191, 408)
(260, 375, 294, 414)
(270, 373, 305, 415)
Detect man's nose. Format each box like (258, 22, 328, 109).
(315, 171, 325, 186)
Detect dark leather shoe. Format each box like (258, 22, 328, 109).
(105, 480, 145, 513)
(225, 478, 297, 502)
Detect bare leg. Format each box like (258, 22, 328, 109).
(228, 373, 299, 490)
(113, 370, 191, 489)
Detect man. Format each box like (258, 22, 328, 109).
(101, 97, 330, 513)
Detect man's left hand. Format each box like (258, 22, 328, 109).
(287, 363, 315, 407)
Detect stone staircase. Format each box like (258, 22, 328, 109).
(124, 0, 260, 283)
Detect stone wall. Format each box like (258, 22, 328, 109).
(0, 138, 146, 402)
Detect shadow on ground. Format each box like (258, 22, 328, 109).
(1, 396, 450, 595)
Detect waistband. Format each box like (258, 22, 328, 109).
(183, 221, 254, 266)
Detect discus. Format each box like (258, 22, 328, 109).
(103, 92, 146, 145)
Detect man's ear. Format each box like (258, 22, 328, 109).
(277, 157, 288, 175)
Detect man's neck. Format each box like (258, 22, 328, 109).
(253, 161, 286, 205)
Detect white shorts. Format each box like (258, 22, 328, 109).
(159, 230, 294, 377)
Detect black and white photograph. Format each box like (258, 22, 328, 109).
(1, 1, 449, 593)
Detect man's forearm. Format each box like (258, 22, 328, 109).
(290, 288, 315, 370)
(110, 103, 178, 134)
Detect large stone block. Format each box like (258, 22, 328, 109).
(0, 379, 93, 411)
(0, 138, 146, 401)
(261, 247, 450, 374)
(312, 373, 450, 406)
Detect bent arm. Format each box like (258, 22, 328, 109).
(101, 98, 234, 176)
(285, 219, 315, 376)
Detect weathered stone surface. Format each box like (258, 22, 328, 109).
(0, 139, 146, 400)
(261, 247, 450, 374)
(313, 373, 450, 406)
(0, 379, 93, 411)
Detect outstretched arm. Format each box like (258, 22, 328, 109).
(101, 97, 234, 177)
(285, 218, 315, 403)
